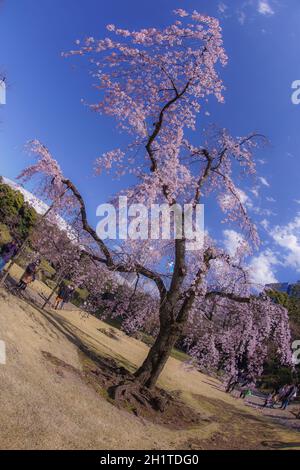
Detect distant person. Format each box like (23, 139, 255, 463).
(278, 384, 290, 401)
(17, 259, 41, 291)
(267, 384, 287, 408)
(54, 282, 67, 310)
(60, 284, 75, 310)
(240, 386, 253, 400)
(281, 384, 298, 411)
(226, 375, 239, 394)
(238, 372, 255, 399)
(263, 390, 277, 408)
(0, 241, 18, 273)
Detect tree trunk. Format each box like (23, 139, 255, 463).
(132, 248, 213, 390)
(134, 320, 183, 389)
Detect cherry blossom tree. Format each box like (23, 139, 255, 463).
(185, 292, 291, 389)
(19, 10, 291, 394)
(28, 216, 80, 305)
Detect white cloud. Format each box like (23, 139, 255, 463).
(271, 214, 300, 270)
(257, 0, 274, 16)
(246, 213, 300, 287)
(252, 207, 276, 217)
(266, 196, 276, 203)
(250, 187, 259, 198)
(223, 229, 245, 257)
(248, 249, 278, 285)
(258, 176, 270, 187)
(246, 213, 300, 285)
(260, 219, 269, 230)
(236, 188, 253, 208)
(237, 10, 247, 25)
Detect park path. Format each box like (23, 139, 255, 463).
(228, 388, 300, 433)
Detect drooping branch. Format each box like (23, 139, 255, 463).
(193, 149, 213, 207)
(62, 179, 113, 263)
(61, 178, 168, 299)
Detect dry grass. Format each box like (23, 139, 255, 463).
(1, 273, 300, 449)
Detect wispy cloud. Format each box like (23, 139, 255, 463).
(218, 2, 228, 15)
(257, 0, 274, 16)
(250, 187, 259, 198)
(252, 207, 276, 217)
(218, 0, 276, 25)
(260, 219, 270, 230)
(258, 176, 270, 187)
(237, 10, 247, 25)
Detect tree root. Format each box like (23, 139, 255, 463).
(108, 380, 168, 413)
(77, 351, 204, 428)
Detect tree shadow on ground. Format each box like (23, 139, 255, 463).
(8, 290, 210, 430)
(201, 379, 224, 392)
(261, 441, 300, 449)
(3, 284, 299, 446)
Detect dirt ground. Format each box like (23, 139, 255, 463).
(0, 268, 300, 450)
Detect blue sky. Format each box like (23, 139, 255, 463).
(1, 0, 300, 286)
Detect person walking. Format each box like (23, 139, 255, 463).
(0, 241, 18, 273)
(54, 282, 67, 310)
(60, 284, 75, 310)
(240, 387, 253, 400)
(263, 390, 277, 408)
(16, 259, 41, 292)
(278, 384, 290, 401)
(281, 384, 298, 411)
(268, 384, 289, 408)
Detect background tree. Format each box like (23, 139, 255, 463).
(19, 10, 291, 397)
(0, 181, 37, 244)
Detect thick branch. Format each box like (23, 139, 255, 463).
(62, 178, 167, 299)
(176, 248, 215, 324)
(146, 79, 190, 173)
(145, 80, 191, 203)
(205, 291, 251, 304)
(193, 149, 213, 206)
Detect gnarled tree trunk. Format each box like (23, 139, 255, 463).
(133, 247, 213, 390)
(134, 320, 183, 389)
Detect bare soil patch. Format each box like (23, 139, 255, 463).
(42, 350, 208, 430)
